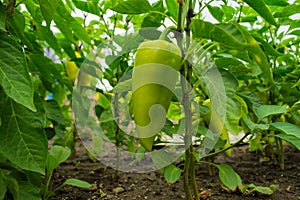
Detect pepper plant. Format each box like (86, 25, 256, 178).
(0, 0, 299, 200)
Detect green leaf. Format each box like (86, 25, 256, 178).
(73, 0, 100, 15)
(0, 170, 7, 200)
(207, 5, 224, 22)
(18, 182, 42, 200)
(275, 134, 300, 150)
(255, 105, 287, 120)
(0, 92, 47, 174)
(165, 0, 178, 22)
(191, 20, 248, 50)
(237, 27, 274, 83)
(217, 164, 242, 191)
(113, 79, 132, 93)
(264, 0, 289, 6)
(289, 100, 300, 112)
(39, 0, 58, 26)
(270, 122, 300, 138)
(0, 2, 6, 31)
(44, 100, 65, 126)
(274, 4, 300, 18)
(243, 0, 277, 26)
(50, 145, 71, 165)
(47, 146, 71, 172)
(251, 186, 275, 195)
(0, 34, 36, 111)
(56, 2, 91, 44)
(111, 0, 151, 14)
(63, 178, 91, 188)
(164, 164, 181, 184)
(4, 175, 18, 200)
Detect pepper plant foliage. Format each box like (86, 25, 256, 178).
(0, 0, 299, 199)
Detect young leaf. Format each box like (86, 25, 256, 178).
(49, 146, 71, 166)
(164, 164, 181, 184)
(0, 34, 36, 112)
(63, 178, 91, 188)
(243, 0, 277, 26)
(111, 0, 151, 14)
(217, 164, 242, 191)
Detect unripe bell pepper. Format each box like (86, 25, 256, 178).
(132, 40, 182, 151)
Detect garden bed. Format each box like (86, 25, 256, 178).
(49, 142, 300, 200)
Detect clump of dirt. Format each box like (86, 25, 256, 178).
(49, 142, 300, 200)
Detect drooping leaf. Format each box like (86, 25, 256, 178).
(275, 134, 300, 150)
(111, 0, 151, 14)
(217, 164, 242, 191)
(164, 164, 181, 184)
(0, 91, 47, 174)
(191, 20, 248, 50)
(270, 122, 300, 138)
(0, 34, 36, 111)
(243, 0, 277, 26)
(39, 0, 58, 26)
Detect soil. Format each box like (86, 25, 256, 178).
(49, 141, 300, 200)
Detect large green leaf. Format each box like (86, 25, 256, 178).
(217, 164, 242, 191)
(111, 0, 151, 14)
(271, 122, 300, 150)
(191, 20, 248, 50)
(0, 34, 36, 111)
(39, 0, 58, 26)
(73, 0, 100, 16)
(243, 0, 277, 26)
(255, 105, 287, 120)
(275, 134, 300, 150)
(0, 92, 47, 174)
(270, 122, 300, 138)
